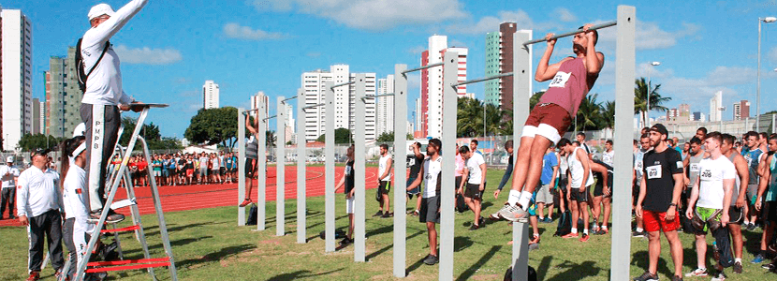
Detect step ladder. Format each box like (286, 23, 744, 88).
(71, 104, 178, 281)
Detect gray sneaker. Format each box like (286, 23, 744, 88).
(633, 271, 659, 281)
(496, 203, 529, 222)
(423, 254, 439, 265)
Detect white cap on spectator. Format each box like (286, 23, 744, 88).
(88, 3, 115, 21)
(6, 156, 13, 163)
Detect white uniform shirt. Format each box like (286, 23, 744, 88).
(80, 0, 147, 105)
(602, 150, 614, 167)
(16, 166, 62, 218)
(568, 147, 594, 188)
(63, 165, 89, 220)
(466, 153, 486, 184)
(696, 156, 736, 210)
(0, 165, 20, 188)
(423, 156, 442, 198)
(378, 154, 392, 182)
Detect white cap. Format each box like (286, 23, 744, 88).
(6, 156, 13, 163)
(73, 123, 86, 138)
(88, 3, 115, 21)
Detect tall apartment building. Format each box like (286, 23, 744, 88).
(485, 22, 517, 111)
(45, 47, 83, 138)
(376, 75, 395, 137)
(1, 8, 33, 150)
(203, 80, 219, 109)
(678, 103, 691, 120)
(301, 65, 377, 142)
(693, 111, 706, 122)
(709, 91, 722, 122)
(250, 91, 269, 118)
(420, 35, 468, 138)
(32, 98, 42, 134)
(732, 100, 750, 120)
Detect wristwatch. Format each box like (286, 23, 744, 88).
(669, 203, 677, 208)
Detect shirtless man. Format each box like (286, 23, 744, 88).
(495, 24, 604, 222)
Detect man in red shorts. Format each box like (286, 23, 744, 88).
(494, 24, 604, 222)
(633, 124, 685, 281)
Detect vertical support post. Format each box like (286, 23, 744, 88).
(324, 81, 336, 252)
(393, 64, 408, 277)
(439, 51, 459, 281)
(257, 99, 267, 231)
(277, 96, 286, 236)
(238, 108, 246, 226)
(512, 30, 532, 281)
(297, 89, 307, 244)
(772, 113, 775, 134)
(612, 5, 636, 281)
(354, 74, 367, 262)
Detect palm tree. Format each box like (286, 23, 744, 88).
(634, 77, 671, 127)
(575, 93, 604, 131)
(601, 101, 616, 130)
(456, 97, 482, 137)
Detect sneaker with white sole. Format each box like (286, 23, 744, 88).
(496, 203, 529, 222)
(710, 272, 727, 281)
(632, 271, 659, 281)
(684, 268, 708, 277)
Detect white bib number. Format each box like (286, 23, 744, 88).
(646, 165, 662, 179)
(635, 161, 643, 171)
(690, 163, 700, 173)
(548, 71, 571, 88)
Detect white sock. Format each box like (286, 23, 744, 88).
(636, 227, 644, 232)
(571, 228, 578, 234)
(583, 229, 589, 235)
(602, 225, 608, 230)
(735, 258, 742, 264)
(507, 190, 521, 205)
(517, 191, 533, 210)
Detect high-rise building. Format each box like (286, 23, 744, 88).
(250, 91, 269, 118)
(666, 108, 678, 121)
(1, 8, 33, 150)
(414, 98, 422, 136)
(709, 91, 723, 122)
(376, 75, 395, 137)
(678, 103, 691, 120)
(693, 111, 706, 122)
(420, 35, 468, 138)
(301, 65, 377, 142)
(203, 80, 219, 109)
(732, 100, 750, 120)
(485, 22, 517, 111)
(32, 98, 41, 134)
(282, 102, 295, 144)
(45, 47, 83, 138)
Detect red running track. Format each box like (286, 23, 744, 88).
(0, 166, 384, 227)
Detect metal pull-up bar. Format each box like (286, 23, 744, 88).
(361, 93, 394, 102)
(522, 21, 617, 46)
(262, 115, 277, 121)
(452, 72, 514, 87)
(329, 81, 355, 90)
(302, 103, 325, 112)
(401, 62, 443, 74)
(281, 96, 297, 103)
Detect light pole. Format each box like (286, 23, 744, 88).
(719, 106, 726, 132)
(646, 61, 661, 127)
(757, 16, 776, 131)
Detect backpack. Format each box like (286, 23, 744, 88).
(75, 38, 110, 93)
(553, 210, 572, 237)
(456, 193, 469, 213)
(246, 204, 258, 225)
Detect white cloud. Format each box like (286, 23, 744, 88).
(446, 10, 561, 35)
(656, 66, 759, 105)
(250, 0, 466, 31)
(596, 20, 701, 51)
(553, 8, 577, 22)
(769, 46, 777, 63)
(449, 39, 467, 48)
(223, 23, 287, 40)
(114, 45, 182, 65)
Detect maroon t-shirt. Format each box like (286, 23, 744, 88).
(539, 57, 598, 117)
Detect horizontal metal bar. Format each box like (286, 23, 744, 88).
(330, 81, 355, 90)
(452, 72, 513, 87)
(281, 96, 298, 103)
(362, 93, 395, 100)
(523, 21, 617, 46)
(401, 62, 443, 74)
(263, 115, 277, 121)
(302, 103, 325, 112)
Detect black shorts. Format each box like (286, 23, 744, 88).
(763, 202, 777, 224)
(728, 206, 744, 225)
(420, 196, 440, 223)
(464, 183, 482, 199)
(593, 182, 611, 198)
(570, 188, 590, 202)
(455, 176, 462, 191)
(167, 168, 176, 176)
(219, 167, 226, 175)
(378, 181, 391, 195)
(245, 159, 256, 178)
(559, 177, 568, 194)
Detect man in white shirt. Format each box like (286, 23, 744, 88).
(406, 138, 443, 265)
(16, 149, 64, 280)
(80, 0, 148, 222)
(684, 132, 736, 280)
(375, 144, 393, 218)
(458, 145, 487, 230)
(0, 156, 20, 219)
(602, 140, 614, 166)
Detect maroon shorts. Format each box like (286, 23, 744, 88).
(643, 209, 680, 233)
(521, 103, 572, 144)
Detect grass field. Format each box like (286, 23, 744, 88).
(1, 168, 775, 280)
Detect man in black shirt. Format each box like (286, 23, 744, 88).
(494, 140, 514, 199)
(335, 145, 355, 247)
(634, 124, 685, 281)
(406, 142, 424, 216)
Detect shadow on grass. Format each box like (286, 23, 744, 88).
(454, 236, 474, 252)
(405, 255, 429, 276)
(632, 248, 698, 278)
(544, 260, 600, 281)
(456, 245, 501, 281)
(535, 255, 554, 281)
(265, 268, 344, 281)
(176, 244, 256, 269)
(143, 221, 229, 237)
(363, 231, 425, 261)
(122, 236, 214, 256)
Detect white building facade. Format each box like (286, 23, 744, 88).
(1, 9, 33, 151)
(376, 75, 395, 138)
(203, 80, 219, 109)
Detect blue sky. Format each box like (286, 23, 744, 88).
(9, 0, 777, 137)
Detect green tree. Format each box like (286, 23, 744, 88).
(185, 107, 241, 150)
(317, 128, 352, 144)
(574, 93, 604, 131)
(456, 97, 482, 137)
(17, 134, 65, 151)
(529, 91, 546, 109)
(601, 101, 616, 130)
(119, 117, 182, 150)
(634, 77, 671, 127)
(376, 131, 413, 142)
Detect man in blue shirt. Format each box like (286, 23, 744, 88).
(536, 147, 558, 223)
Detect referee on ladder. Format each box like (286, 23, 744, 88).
(79, 0, 147, 222)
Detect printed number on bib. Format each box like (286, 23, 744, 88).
(646, 165, 662, 179)
(700, 169, 713, 180)
(548, 71, 571, 88)
(690, 163, 700, 173)
(635, 161, 643, 170)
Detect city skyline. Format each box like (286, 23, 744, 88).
(6, 1, 777, 138)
